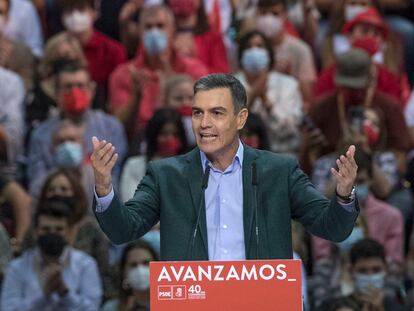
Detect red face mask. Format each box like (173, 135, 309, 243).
(62, 88, 90, 115)
(242, 135, 260, 149)
(169, 0, 197, 18)
(352, 36, 381, 56)
(363, 119, 380, 146)
(157, 137, 182, 157)
(177, 105, 193, 117)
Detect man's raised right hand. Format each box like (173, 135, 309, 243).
(91, 136, 118, 197)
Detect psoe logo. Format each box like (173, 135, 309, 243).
(172, 285, 187, 300)
(158, 286, 172, 300)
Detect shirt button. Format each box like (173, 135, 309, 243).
(222, 199, 226, 203)
(222, 224, 228, 229)
(223, 249, 228, 254)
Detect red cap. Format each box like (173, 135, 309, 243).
(342, 8, 389, 38)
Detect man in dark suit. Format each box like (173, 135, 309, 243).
(91, 73, 359, 261)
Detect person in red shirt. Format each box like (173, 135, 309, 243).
(59, 0, 127, 109)
(314, 45, 403, 107)
(167, 0, 229, 73)
(108, 4, 208, 139)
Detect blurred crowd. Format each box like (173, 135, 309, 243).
(0, 0, 414, 310)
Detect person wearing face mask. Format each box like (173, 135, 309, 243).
(240, 112, 270, 151)
(315, 44, 403, 105)
(59, 0, 127, 110)
(27, 60, 127, 192)
(312, 147, 404, 267)
(0, 199, 102, 311)
(250, 0, 317, 104)
(317, 239, 409, 311)
(109, 4, 208, 138)
(163, 74, 196, 146)
(120, 108, 188, 201)
(303, 48, 411, 175)
(102, 240, 158, 311)
(167, 0, 229, 73)
(234, 30, 303, 154)
(310, 216, 368, 309)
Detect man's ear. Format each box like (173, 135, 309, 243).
(237, 108, 249, 130)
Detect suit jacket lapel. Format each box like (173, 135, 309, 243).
(184, 148, 209, 258)
(242, 145, 259, 259)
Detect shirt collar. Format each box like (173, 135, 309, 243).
(200, 140, 244, 173)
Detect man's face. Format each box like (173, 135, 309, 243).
(140, 10, 174, 45)
(62, 6, 96, 33)
(257, 3, 286, 19)
(53, 125, 83, 149)
(351, 257, 386, 277)
(192, 88, 248, 158)
(36, 216, 70, 242)
(0, 0, 8, 19)
(56, 70, 93, 113)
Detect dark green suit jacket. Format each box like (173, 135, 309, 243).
(94, 145, 359, 261)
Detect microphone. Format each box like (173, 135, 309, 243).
(252, 162, 259, 259)
(190, 165, 210, 259)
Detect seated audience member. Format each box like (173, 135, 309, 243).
(109, 4, 208, 137)
(120, 108, 188, 201)
(317, 239, 409, 311)
(0, 0, 34, 90)
(37, 170, 114, 299)
(315, 45, 403, 105)
(303, 48, 411, 173)
(0, 0, 43, 57)
(0, 200, 102, 310)
(29, 120, 94, 201)
(26, 33, 87, 141)
(0, 68, 25, 162)
(312, 148, 404, 265)
(252, 0, 317, 104)
(240, 112, 270, 151)
(309, 216, 368, 309)
(167, 0, 229, 73)
(27, 60, 127, 190)
(234, 30, 303, 154)
(163, 74, 195, 146)
(59, 0, 127, 109)
(102, 240, 158, 311)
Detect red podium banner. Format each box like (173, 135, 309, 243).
(150, 259, 302, 310)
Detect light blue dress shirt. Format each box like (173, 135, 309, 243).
(201, 142, 245, 260)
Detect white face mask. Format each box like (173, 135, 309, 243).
(345, 5, 367, 21)
(63, 10, 92, 33)
(127, 265, 150, 291)
(256, 14, 283, 38)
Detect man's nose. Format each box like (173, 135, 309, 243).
(200, 114, 212, 128)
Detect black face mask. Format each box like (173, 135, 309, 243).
(38, 233, 67, 257)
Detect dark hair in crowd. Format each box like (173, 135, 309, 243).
(350, 238, 386, 265)
(354, 147, 373, 178)
(145, 108, 188, 160)
(34, 198, 72, 227)
(38, 169, 88, 225)
(54, 59, 89, 89)
(166, 0, 210, 35)
(58, 0, 97, 13)
(238, 30, 275, 70)
(194, 73, 247, 113)
(242, 113, 270, 150)
(118, 240, 158, 305)
(257, 0, 287, 9)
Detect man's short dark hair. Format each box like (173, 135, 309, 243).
(193, 73, 247, 113)
(34, 199, 72, 227)
(354, 147, 373, 177)
(257, 0, 287, 9)
(58, 0, 96, 13)
(350, 238, 386, 265)
(54, 59, 89, 88)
